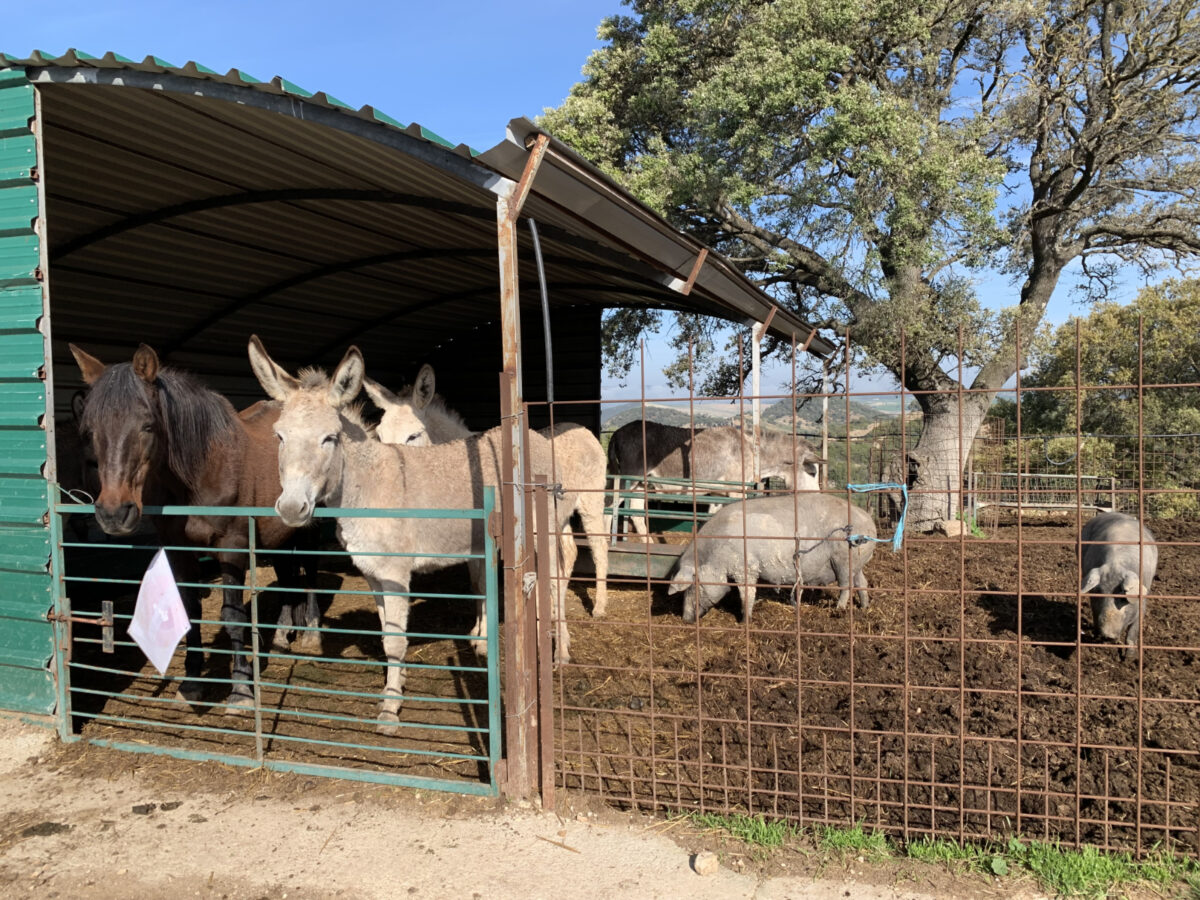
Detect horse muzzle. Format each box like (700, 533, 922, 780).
(95, 500, 141, 536)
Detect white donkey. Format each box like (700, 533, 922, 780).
(363, 366, 610, 616)
(248, 337, 577, 734)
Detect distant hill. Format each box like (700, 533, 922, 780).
(762, 396, 894, 428)
(602, 402, 732, 431)
(602, 396, 895, 433)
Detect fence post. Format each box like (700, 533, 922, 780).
(532, 477, 556, 810)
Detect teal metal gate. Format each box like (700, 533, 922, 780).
(49, 488, 501, 795)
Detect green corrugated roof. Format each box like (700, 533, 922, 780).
(0, 48, 479, 156)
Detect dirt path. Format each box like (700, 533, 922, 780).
(0, 716, 1053, 900)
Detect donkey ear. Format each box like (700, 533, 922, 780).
(329, 346, 365, 409)
(1080, 568, 1102, 593)
(247, 334, 300, 401)
(412, 364, 436, 411)
(132, 344, 160, 383)
(362, 376, 399, 410)
(69, 344, 106, 386)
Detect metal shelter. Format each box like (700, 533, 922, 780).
(0, 50, 830, 796)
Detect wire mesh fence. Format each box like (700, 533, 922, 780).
(544, 326, 1200, 857)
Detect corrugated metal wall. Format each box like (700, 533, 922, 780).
(0, 68, 55, 714)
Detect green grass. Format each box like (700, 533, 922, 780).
(688, 812, 799, 848)
(684, 814, 1199, 898)
(956, 511, 987, 537)
(905, 836, 1200, 898)
(815, 821, 891, 858)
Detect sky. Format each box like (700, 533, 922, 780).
(7, 2, 1152, 404)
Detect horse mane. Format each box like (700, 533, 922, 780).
(81, 362, 239, 492)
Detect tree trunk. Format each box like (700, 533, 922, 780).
(904, 392, 990, 533)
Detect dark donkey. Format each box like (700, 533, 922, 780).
(70, 343, 321, 711)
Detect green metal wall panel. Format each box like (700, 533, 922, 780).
(0, 229, 37, 283)
(0, 133, 35, 181)
(0, 620, 52, 663)
(0, 664, 54, 715)
(0, 475, 48, 524)
(0, 329, 43, 378)
(0, 524, 49, 572)
(0, 570, 51, 616)
(0, 75, 33, 122)
(0, 183, 36, 229)
(0, 428, 47, 475)
(0, 67, 53, 716)
(0, 381, 43, 425)
(0, 283, 40, 320)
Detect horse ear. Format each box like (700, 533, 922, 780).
(132, 344, 160, 383)
(70, 390, 86, 423)
(69, 344, 106, 386)
(329, 346, 364, 409)
(247, 334, 300, 401)
(362, 376, 399, 410)
(412, 364, 436, 411)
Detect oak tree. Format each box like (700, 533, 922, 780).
(543, 0, 1200, 529)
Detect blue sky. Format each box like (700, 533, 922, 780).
(10, 1, 616, 151)
(9, 2, 1151, 403)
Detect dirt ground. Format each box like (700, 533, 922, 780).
(56, 514, 1200, 859)
(0, 715, 1064, 900)
(555, 516, 1200, 853)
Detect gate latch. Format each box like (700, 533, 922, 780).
(49, 602, 116, 653)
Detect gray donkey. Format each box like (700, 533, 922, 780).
(248, 337, 578, 734)
(363, 366, 610, 616)
(607, 420, 823, 539)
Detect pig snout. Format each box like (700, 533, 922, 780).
(682, 590, 699, 624)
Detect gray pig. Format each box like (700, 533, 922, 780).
(668, 493, 877, 623)
(1080, 511, 1157, 660)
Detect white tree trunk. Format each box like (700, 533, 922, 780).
(904, 394, 990, 533)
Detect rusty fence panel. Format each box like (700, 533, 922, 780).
(528, 324, 1199, 856)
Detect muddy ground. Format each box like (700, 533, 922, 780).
(60, 515, 1200, 854)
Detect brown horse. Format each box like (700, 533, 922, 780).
(70, 343, 320, 711)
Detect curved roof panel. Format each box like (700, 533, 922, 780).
(1, 48, 832, 406)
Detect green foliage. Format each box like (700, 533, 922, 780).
(1021, 279, 1200, 516)
(545, 0, 1200, 404)
(956, 511, 986, 538)
(1023, 279, 1200, 437)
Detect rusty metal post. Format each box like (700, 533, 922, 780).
(495, 135, 549, 801)
(533, 477, 556, 809)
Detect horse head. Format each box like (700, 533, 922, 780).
(248, 336, 364, 527)
(70, 343, 168, 536)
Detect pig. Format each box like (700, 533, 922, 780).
(668, 493, 877, 623)
(1080, 511, 1157, 660)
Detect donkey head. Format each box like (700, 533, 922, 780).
(248, 336, 363, 527)
(759, 434, 823, 490)
(363, 364, 436, 446)
(70, 343, 166, 536)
